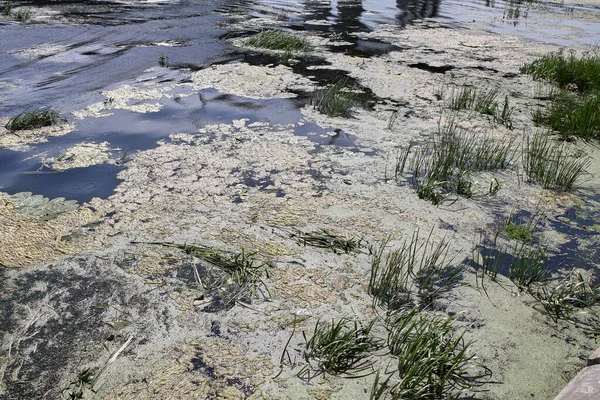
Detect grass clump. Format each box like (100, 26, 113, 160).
(146, 241, 270, 304)
(447, 86, 476, 111)
(522, 49, 600, 139)
(523, 131, 590, 191)
(245, 30, 309, 52)
(311, 80, 358, 118)
(2, 2, 13, 16)
(503, 209, 542, 242)
(444, 85, 514, 129)
(521, 49, 600, 94)
(158, 54, 168, 67)
(531, 269, 600, 323)
(472, 233, 547, 290)
(533, 93, 600, 140)
(298, 317, 384, 381)
(504, 223, 532, 242)
(12, 8, 31, 22)
(5, 108, 65, 131)
(369, 230, 462, 309)
(532, 269, 600, 322)
(395, 119, 516, 204)
(373, 307, 490, 399)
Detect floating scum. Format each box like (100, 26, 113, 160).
(0, 193, 105, 267)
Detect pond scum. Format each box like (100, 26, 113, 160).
(2, 5, 600, 400)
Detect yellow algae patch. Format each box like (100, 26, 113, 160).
(215, 228, 295, 258)
(0, 193, 104, 267)
(270, 264, 335, 307)
(104, 338, 273, 399)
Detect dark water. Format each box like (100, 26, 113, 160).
(1, 0, 599, 203)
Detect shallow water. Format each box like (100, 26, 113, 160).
(1, 0, 599, 203)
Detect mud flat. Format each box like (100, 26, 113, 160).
(2, 1, 600, 399)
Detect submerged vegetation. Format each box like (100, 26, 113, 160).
(288, 228, 363, 254)
(531, 269, 600, 324)
(145, 241, 271, 305)
(245, 30, 309, 52)
(5, 108, 66, 131)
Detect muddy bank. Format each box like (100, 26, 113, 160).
(2, 1, 600, 399)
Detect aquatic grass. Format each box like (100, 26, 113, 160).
(143, 241, 271, 303)
(413, 233, 463, 306)
(531, 269, 600, 323)
(158, 54, 169, 67)
(523, 131, 591, 190)
(447, 85, 476, 111)
(508, 244, 547, 289)
(444, 85, 514, 128)
(521, 49, 600, 94)
(12, 8, 31, 22)
(384, 307, 491, 399)
(533, 80, 559, 100)
(472, 232, 547, 290)
(522, 50, 600, 139)
(369, 235, 418, 309)
(245, 30, 309, 52)
(5, 108, 66, 131)
(472, 232, 506, 284)
(396, 119, 517, 203)
(311, 80, 358, 118)
(474, 87, 500, 116)
(369, 230, 463, 309)
(288, 228, 363, 254)
(298, 317, 384, 381)
(2, 2, 13, 16)
(534, 92, 600, 140)
(495, 95, 514, 130)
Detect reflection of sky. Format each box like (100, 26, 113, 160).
(269, 0, 600, 47)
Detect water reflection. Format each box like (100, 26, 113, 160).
(336, 0, 368, 32)
(396, 0, 441, 26)
(483, 0, 532, 26)
(299, 0, 441, 30)
(302, 0, 334, 27)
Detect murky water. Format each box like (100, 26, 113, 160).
(1, 0, 599, 203)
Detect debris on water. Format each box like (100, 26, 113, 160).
(44, 141, 117, 171)
(191, 62, 313, 99)
(72, 85, 167, 119)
